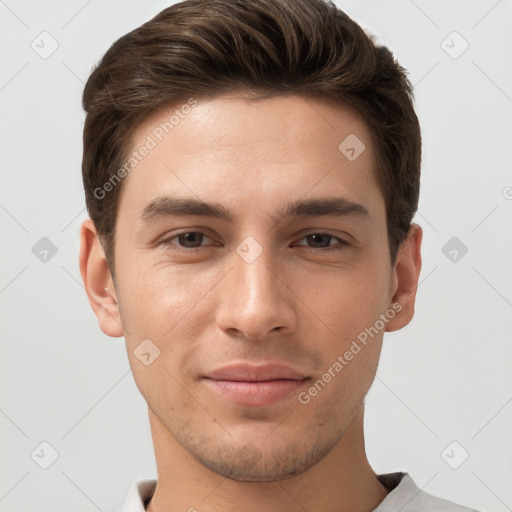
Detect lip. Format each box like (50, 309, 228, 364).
(202, 363, 310, 406)
(204, 362, 307, 382)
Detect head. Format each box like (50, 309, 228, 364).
(80, 0, 422, 481)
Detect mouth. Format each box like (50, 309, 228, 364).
(202, 362, 310, 406)
(202, 377, 310, 406)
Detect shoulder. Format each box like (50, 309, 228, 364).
(375, 472, 481, 512)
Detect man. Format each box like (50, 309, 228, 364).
(78, 0, 480, 510)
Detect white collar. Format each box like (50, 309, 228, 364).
(119, 472, 476, 512)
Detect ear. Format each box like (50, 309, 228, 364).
(79, 218, 124, 338)
(385, 223, 423, 332)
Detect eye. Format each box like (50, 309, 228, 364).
(159, 231, 213, 250)
(157, 231, 351, 253)
(295, 233, 350, 251)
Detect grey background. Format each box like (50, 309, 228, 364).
(1, 0, 511, 510)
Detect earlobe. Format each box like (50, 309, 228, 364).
(79, 218, 124, 338)
(385, 223, 423, 333)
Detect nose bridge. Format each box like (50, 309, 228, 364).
(216, 236, 295, 339)
(235, 240, 278, 304)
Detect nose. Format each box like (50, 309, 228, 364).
(215, 240, 297, 340)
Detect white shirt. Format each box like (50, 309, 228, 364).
(118, 472, 480, 511)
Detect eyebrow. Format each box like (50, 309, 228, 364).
(138, 196, 371, 224)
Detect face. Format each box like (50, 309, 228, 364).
(83, 93, 419, 482)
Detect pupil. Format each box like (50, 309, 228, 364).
(309, 234, 329, 247)
(180, 232, 202, 247)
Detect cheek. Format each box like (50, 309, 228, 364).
(118, 260, 216, 336)
(128, 360, 194, 426)
(300, 265, 388, 390)
(116, 265, 211, 391)
(303, 264, 388, 334)
(302, 336, 383, 420)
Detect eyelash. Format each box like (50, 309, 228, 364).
(158, 231, 351, 253)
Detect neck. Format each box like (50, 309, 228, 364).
(146, 405, 389, 512)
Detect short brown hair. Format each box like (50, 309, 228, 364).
(82, 0, 421, 279)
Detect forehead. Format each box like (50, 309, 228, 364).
(133, 93, 373, 154)
(118, 93, 383, 223)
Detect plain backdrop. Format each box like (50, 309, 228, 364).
(1, 0, 511, 511)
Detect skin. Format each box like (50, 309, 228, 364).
(80, 93, 422, 512)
